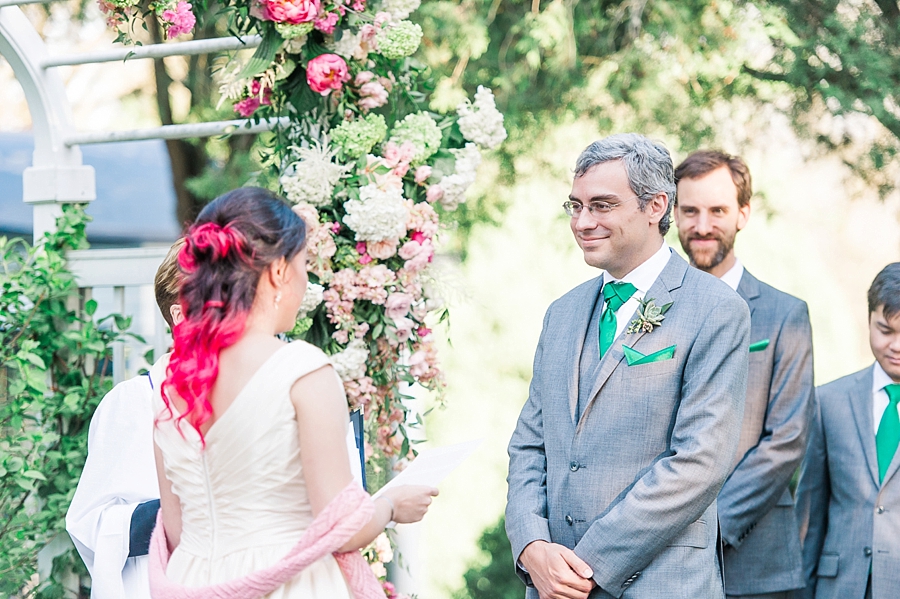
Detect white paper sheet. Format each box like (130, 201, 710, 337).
(374, 439, 482, 499)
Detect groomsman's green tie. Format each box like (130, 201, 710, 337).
(599, 282, 637, 358)
(876, 384, 900, 482)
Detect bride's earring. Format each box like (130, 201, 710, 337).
(274, 290, 282, 311)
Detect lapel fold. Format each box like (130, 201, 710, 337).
(567, 277, 604, 422)
(736, 268, 761, 318)
(575, 253, 687, 429)
(847, 366, 880, 487)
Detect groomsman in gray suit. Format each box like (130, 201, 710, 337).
(506, 134, 750, 599)
(795, 263, 900, 599)
(674, 151, 814, 599)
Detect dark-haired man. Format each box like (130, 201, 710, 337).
(796, 263, 900, 599)
(675, 151, 814, 599)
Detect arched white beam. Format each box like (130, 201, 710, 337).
(0, 6, 95, 239)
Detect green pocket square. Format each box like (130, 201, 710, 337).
(623, 344, 676, 366)
(749, 339, 770, 353)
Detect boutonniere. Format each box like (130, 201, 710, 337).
(627, 297, 673, 334)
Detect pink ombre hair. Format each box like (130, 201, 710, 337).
(161, 188, 306, 445)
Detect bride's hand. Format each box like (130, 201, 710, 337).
(382, 485, 439, 524)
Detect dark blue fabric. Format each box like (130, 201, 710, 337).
(129, 499, 160, 557)
(350, 409, 367, 490)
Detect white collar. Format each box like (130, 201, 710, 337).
(720, 258, 745, 292)
(873, 361, 897, 394)
(602, 242, 672, 293)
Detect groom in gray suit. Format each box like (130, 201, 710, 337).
(506, 134, 750, 599)
(674, 151, 814, 599)
(795, 263, 900, 599)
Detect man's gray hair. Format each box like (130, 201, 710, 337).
(574, 133, 675, 235)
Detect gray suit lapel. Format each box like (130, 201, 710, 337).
(847, 366, 880, 486)
(576, 253, 686, 429)
(568, 277, 604, 422)
(736, 268, 761, 317)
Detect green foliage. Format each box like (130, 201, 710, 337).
(0, 206, 132, 597)
(749, 0, 900, 196)
(453, 515, 523, 599)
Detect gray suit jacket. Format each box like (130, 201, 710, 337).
(719, 270, 814, 595)
(795, 366, 900, 599)
(506, 252, 750, 599)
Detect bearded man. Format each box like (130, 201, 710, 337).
(674, 151, 814, 599)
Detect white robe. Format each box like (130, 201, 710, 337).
(66, 355, 364, 599)
(66, 357, 166, 599)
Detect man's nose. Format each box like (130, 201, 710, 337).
(695, 211, 713, 235)
(574, 209, 597, 231)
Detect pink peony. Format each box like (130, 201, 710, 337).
(260, 0, 320, 24)
(385, 292, 414, 320)
(314, 11, 340, 33)
(358, 81, 389, 111)
(233, 80, 272, 117)
(161, 1, 196, 39)
(306, 53, 350, 96)
(368, 239, 399, 259)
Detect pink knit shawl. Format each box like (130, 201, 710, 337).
(148, 482, 386, 599)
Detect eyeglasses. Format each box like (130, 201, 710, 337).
(563, 196, 641, 217)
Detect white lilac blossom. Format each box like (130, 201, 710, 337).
(379, 0, 420, 20)
(343, 184, 409, 241)
(456, 86, 507, 150)
(438, 143, 481, 210)
(299, 282, 324, 316)
(331, 339, 369, 381)
(280, 143, 348, 206)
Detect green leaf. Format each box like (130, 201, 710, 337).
(21, 470, 46, 481)
(84, 299, 98, 316)
(237, 29, 280, 80)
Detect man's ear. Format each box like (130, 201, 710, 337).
(169, 303, 184, 326)
(737, 202, 751, 232)
(647, 192, 669, 225)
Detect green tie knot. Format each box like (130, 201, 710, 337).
(886, 384, 900, 404)
(602, 281, 637, 313)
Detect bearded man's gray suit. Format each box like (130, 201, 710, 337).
(718, 269, 814, 597)
(506, 251, 750, 599)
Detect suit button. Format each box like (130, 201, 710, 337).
(570, 461, 579, 472)
(877, 506, 885, 514)
(864, 547, 872, 557)
(565, 515, 574, 525)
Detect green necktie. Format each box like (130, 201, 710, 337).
(599, 281, 637, 358)
(876, 384, 900, 482)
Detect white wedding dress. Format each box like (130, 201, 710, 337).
(152, 341, 354, 598)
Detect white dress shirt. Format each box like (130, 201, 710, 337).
(602, 242, 673, 340)
(873, 361, 899, 434)
(720, 259, 745, 292)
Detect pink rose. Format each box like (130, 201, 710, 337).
(385, 292, 414, 320)
(355, 71, 375, 85)
(260, 0, 320, 24)
(414, 165, 432, 184)
(368, 239, 398, 259)
(409, 231, 426, 244)
(390, 317, 416, 344)
(358, 81, 388, 111)
(306, 53, 350, 96)
(425, 184, 444, 203)
(359, 253, 373, 265)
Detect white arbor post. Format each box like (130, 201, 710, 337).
(0, 5, 95, 240)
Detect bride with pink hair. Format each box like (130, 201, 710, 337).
(150, 187, 436, 599)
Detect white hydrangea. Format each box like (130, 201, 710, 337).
(331, 339, 369, 381)
(439, 143, 481, 211)
(379, 0, 421, 20)
(280, 143, 348, 206)
(456, 86, 507, 150)
(299, 282, 324, 317)
(342, 184, 409, 241)
(331, 30, 363, 60)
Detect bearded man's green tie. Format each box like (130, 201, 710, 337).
(599, 282, 637, 358)
(876, 384, 900, 482)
